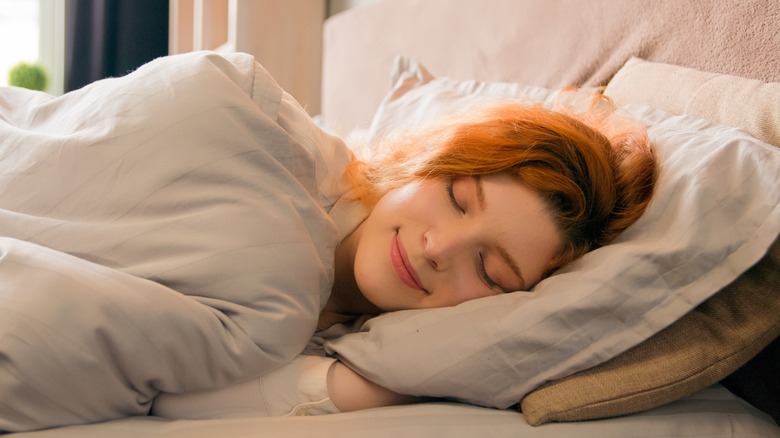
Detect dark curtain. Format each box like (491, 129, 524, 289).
(65, 0, 168, 92)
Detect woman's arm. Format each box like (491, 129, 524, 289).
(327, 361, 424, 412)
(152, 355, 425, 419)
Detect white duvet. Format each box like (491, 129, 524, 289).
(0, 52, 356, 432)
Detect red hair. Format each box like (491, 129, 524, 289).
(347, 95, 657, 275)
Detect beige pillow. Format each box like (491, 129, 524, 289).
(521, 236, 780, 426)
(605, 57, 780, 146)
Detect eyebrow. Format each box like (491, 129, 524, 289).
(474, 177, 527, 290)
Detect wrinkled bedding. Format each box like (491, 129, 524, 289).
(0, 51, 356, 432)
(2, 49, 779, 436)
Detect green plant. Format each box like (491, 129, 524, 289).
(8, 62, 48, 91)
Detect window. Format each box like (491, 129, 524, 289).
(0, 0, 64, 94)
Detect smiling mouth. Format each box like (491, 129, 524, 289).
(391, 231, 427, 293)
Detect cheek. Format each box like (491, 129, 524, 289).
(379, 184, 418, 209)
(351, 249, 384, 309)
(374, 182, 439, 222)
(352, 234, 384, 295)
(438, 270, 495, 306)
(351, 226, 402, 311)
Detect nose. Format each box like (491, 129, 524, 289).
(423, 226, 471, 271)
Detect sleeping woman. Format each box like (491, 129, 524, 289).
(152, 88, 657, 417)
(0, 51, 655, 430)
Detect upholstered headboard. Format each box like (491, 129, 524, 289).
(320, 0, 780, 136)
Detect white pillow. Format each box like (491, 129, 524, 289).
(325, 58, 780, 409)
(366, 57, 597, 140)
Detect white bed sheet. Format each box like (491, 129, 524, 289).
(9, 386, 779, 438)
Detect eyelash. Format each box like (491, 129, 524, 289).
(478, 253, 502, 292)
(446, 179, 502, 292)
(446, 180, 464, 214)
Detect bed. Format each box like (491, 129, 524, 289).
(2, 0, 779, 436)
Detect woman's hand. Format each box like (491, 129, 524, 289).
(326, 361, 424, 412)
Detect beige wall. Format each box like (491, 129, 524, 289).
(169, 0, 381, 116)
(169, 0, 326, 115)
(327, 0, 381, 16)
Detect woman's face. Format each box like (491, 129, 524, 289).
(352, 173, 563, 312)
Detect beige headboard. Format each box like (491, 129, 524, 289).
(321, 0, 780, 136)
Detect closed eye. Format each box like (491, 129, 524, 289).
(478, 253, 506, 293)
(446, 179, 465, 214)
(449, 179, 504, 292)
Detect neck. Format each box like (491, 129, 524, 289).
(318, 221, 382, 330)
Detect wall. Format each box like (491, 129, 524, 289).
(327, 0, 380, 16)
(169, 0, 381, 116)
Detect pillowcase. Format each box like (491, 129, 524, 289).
(365, 57, 596, 140)
(605, 56, 780, 147)
(325, 57, 780, 414)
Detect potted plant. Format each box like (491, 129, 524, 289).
(8, 62, 48, 91)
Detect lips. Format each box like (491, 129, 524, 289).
(391, 231, 427, 292)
